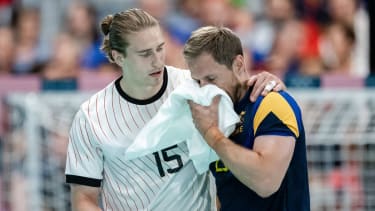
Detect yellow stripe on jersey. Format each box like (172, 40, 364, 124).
(253, 92, 299, 137)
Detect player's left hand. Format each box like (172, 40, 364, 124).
(247, 71, 286, 102)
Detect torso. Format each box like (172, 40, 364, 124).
(66, 66, 216, 210)
(210, 89, 310, 211)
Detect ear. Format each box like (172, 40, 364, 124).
(111, 50, 124, 66)
(232, 55, 247, 80)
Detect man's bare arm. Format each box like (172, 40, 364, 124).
(71, 184, 101, 211)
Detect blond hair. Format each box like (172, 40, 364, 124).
(100, 8, 159, 62)
(183, 26, 243, 69)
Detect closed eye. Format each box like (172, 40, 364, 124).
(206, 76, 216, 82)
(140, 52, 152, 57)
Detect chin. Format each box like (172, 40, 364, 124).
(149, 78, 163, 86)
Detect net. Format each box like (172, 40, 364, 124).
(1, 92, 91, 211)
(290, 89, 375, 211)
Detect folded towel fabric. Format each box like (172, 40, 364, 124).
(124, 79, 240, 174)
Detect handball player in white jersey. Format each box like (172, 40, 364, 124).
(65, 8, 284, 211)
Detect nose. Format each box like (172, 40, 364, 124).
(152, 51, 164, 68)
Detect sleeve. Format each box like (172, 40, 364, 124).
(253, 92, 300, 139)
(65, 109, 103, 187)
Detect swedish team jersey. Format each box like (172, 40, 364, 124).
(209, 88, 310, 211)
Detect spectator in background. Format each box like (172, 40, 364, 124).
(65, 1, 108, 71)
(137, 0, 170, 23)
(191, 0, 256, 72)
(0, 0, 13, 25)
(328, 0, 362, 28)
(165, 0, 201, 44)
(228, 5, 254, 48)
(227, 3, 255, 73)
(266, 20, 302, 78)
(161, 28, 188, 69)
(39, 33, 80, 90)
(250, 0, 297, 71)
(293, 0, 327, 77)
(319, 22, 356, 75)
(327, 0, 369, 77)
(0, 26, 15, 75)
(12, 7, 44, 75)
(266, 19, 324, 78)
(198, 0, 231, 26)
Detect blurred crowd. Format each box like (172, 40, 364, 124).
(0, 1, 373, 210)
(0, 0, 371, 84)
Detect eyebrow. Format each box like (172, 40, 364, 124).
(136, 42, 165, 54)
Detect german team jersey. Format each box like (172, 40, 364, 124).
(65, 66, 216, 211)
(210, 88, 310, 211)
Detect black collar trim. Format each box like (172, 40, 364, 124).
(115, 67, 168, 105)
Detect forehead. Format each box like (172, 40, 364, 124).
(189, 53, 227, 77)
(126, 26, 164, 51)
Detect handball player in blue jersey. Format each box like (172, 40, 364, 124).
(185, 26, 310, 211)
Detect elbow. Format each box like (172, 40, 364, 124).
(254, 177, 282, 198)
(256, 188, 277, 198)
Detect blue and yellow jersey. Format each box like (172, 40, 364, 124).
(210, 88, 310, 211)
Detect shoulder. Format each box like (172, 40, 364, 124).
(255, 91, 300, 113)
(166, 66, 191, 78)
(165, 65, 191, 86)
(253, 91, 302, 121)
(80, 80, 117, 117)
(253, 91, 302, 137)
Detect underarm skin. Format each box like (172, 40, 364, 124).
(71, 184, 102, 211)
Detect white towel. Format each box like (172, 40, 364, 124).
(124, 79, 240, 174)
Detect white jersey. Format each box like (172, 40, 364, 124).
(65, 66, 216, 211)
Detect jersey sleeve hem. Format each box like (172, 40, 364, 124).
(256, 131, 296, 138)
(66, 174, 102, 187)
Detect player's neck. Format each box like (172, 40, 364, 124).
(235, 83, 248, 103)
(119, 78, 163, 100)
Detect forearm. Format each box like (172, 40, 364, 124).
(206, 127, 282, 197)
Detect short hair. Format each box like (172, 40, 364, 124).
(100, 8, 159, 62)
(183, 26, 243, 69)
